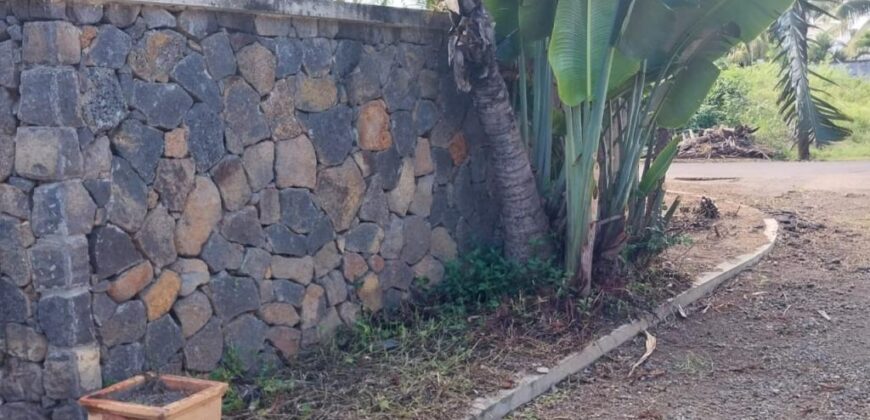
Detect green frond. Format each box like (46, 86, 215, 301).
(770, 0, 852, 149)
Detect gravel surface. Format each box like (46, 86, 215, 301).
(512, 163, 870, 420)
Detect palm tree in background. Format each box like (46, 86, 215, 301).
(770, 0, 869, 159)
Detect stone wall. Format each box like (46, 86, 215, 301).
(0, 1, 500, 418)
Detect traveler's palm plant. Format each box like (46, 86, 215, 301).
(453, 0, 794, 292)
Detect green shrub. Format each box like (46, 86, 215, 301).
(685, 75, 749, 130)
(435, 247, 566, 308)
(808, 32, 835, 63)
(718, 63, 870, 160)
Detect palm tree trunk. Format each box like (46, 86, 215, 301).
(450, 0, 553, 262)
(790, 3, 813, 162)
(798, 131, 811, 160)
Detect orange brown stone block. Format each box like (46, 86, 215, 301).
(142, 270, 181, 320)
(107, 261, 154, 303)
(448, 132, 468, 165)
(357, 100, 393, 151)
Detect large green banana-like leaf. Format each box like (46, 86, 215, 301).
(548, 0, 639, 106)
(482, 0, 556, 60)
(482, 0, 521, 59)
(648, 0, 793, 73)
(637, 137, 680, 197)
(718, 0, 795, 42)
(619, 0, 676, 60)
(657, 4, 708, 58)
(727, 1, 796, 42)
(483, 0, 518, 40)
(662, 0, 701, 7)
(484, 0, 557, 41)
(674, 22, 739, 66)
(624, 0, 794, 128)
(656, 59, 720, 127)
(518, 0, 557, 42)
(686, 0, 793, 43)
(545, 0, 793, 106)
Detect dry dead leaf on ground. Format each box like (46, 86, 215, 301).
(628, 331, 658, 377)
(817, 310, 832, 321)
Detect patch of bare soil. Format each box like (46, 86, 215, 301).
(224, 196, 770, 420)
(665, 194, 770, 279)
(103, 375, 192, 407)
(512, 189, 870, 420)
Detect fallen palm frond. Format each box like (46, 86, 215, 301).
(627, 330, 657, 377)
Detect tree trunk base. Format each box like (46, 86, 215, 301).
(450, 0, 554, 262)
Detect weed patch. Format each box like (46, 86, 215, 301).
(435, 248, 567, 309)
(219, 247, 691, 420)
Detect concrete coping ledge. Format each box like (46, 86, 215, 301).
(88, 0, 453, 30)
(465, 201, 780, 419)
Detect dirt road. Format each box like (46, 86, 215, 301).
(512, 161, 870, 420)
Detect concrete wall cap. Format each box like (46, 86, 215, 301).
(86, 0, 452, 30)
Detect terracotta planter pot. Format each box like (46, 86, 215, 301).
(78, 375, 228, 420)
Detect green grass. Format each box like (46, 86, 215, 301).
(719, 62, 870, 160)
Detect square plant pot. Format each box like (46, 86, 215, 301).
(78, 374, 228, 420)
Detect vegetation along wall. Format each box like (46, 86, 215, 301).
(0, 0, 500, 417)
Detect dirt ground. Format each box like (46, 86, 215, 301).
(664, 196, 770, 279)
(512, 162, 870, 420)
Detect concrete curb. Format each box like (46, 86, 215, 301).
(465, 216, 779, 420)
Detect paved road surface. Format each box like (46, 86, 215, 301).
(668, 160, 870, 194)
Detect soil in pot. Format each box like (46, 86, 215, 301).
(103, 374, 194, 406)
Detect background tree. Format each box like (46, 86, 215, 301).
(842, 20, 870, 58)
(771, 0, 853, 160)
(836, 0, 870, 18)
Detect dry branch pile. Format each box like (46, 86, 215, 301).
(678, 125, 772, 159)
